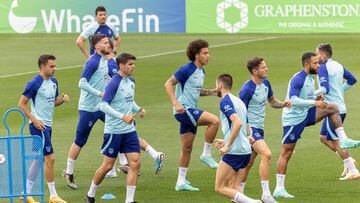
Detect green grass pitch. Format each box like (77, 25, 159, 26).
(0, 33, 360, 203)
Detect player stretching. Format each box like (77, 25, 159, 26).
(274, 52, 360, 199)
(215, 74, 261, 203)
(164, 39, 219, 191)
(18, 55, 69, 203)
(239, 57, 290, 203)
(315, 43, 360, 180)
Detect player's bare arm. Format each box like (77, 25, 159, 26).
(200, 88, 218, 96)
(164, 76, 185, 114)
(268, 96, 292, 108)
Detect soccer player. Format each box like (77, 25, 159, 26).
(164, 39, 220, 191)
(104, 40, 165, 177)
(239, 57, 291, 203)
(76, 6, 121, 59)
(63, 34, 110, 189)
(18, 55, 69, 203)
(315, 43, 360, 180)
(273, 52, 359, 199)
(85, 53, 142, 203)
(215, 74, 261, 203)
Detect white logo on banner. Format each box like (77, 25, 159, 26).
(216, 0, 248, 33)
(8, 0, 38, 33)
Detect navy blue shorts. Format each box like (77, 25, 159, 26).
(174, 108, 204, 135)
(282, 107, 316, 144)
(101, 131, 140, 158)
(29, 123, 53, 156)
(320, 114, 346, 141)
(222, 154, 251, 172)
(75, 110, 105, 147)
(251, 127, 264, 142)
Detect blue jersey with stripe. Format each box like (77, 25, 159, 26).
(173, 62, 205, 114)
(79, 53, 108, 112)
(22, 75, 59, 126)
(220, 93, 251, 155)
(102, 74, 139, 134)
(81, 22, 119, 55)
(239, 79, 273, 129)
(282, 70, 316, 126)
(106, 57, 118, 82)
(318, 59, 357, 114)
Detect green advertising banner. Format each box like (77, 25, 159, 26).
(186, 0, 360, 33)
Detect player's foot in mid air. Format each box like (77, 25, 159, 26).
(175, 183, 200, 191)
(200, 155, 218, 169)
(117, 164, 129, 174)
(339, 172, 360, 180)
(85, 193, 95, 203)
(105, 168, 118, 178)
(49, 195, 67, 203)
(341, 158, 357, 178)
(273, 188, 295, 198)
(62, 170, 78, 189)
(262, 194, 278, 203)
(155, 152, 165, 174)
(340, 138, 360, 149)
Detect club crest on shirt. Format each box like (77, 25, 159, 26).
(108, 148, 114, 155)
(53, 84, 56, 90)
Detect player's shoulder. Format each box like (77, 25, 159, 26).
(28, 74, 43, 85)
(263, 78, 271, 86)
(105, 23, 117, 32)
(241, 79, 256, 92)
(86, 53, 102, 66)
(128, 76, 135, 83)
(49, 76, 58, 84)
(84, 22, 99, 31)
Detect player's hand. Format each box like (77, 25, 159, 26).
(99, 92, 104, 97)
(61, 93, 70, 102)
(219, 146, 229, 156)
(122, 114, 135, 124)
(174, 103, 185, 114)
(283, 100, 292, 108)
(32, 118, 46, 131)
(249, 136, 255, 145)
(214, 139, 224, 149)
(315, 100, 328, 109)
(316, 94, 324, 101)
(139, 107, 146, 118)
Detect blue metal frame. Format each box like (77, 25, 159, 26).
(1, 108, 44, 203)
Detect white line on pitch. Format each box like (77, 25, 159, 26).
(0, 37, 278, 79)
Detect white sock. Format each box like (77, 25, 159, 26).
(26, 179, 35, 194)
(145, 145, 160, 160)
(335, 127, 348, 141)
(87, 181, 98, 198)
(176, 167, 188, 186)
(47, 182, 57, 198)
(344, 157, 359, 174)
(234, 192, 256, 202)
(125, 185, 136, 203)
(119, 153, 128, 165)
(66, 158, 75, 174)
(201, 142, 212, 157)
(276, 174, 285, 190)
(239, 182, 246, 193)
(261, 180, 271, 197)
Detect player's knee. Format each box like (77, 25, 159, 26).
(103, 163, 114, 172)
(212, 117, 220, 128)
(262, 151, 272, 161)
(328, 103, 339, 114)
(182, 143, 193, 153)
(214, 184, 223, 193)
(320, 136, 327, 144)
(44, 156, 55, 166)
(74, 138, 86, 148)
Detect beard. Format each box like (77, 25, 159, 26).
(309, 67, 318, 74)
(101, 49, 111, 55)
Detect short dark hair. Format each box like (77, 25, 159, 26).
(95, 6, 106, 15)
(247, 57, 264, 74)
(38, 54, 56, 69)
(91, 34, 107, 50)
(116, 53, 136, 65)
(186, 39, 209, 62)
(302, 52, 317, 66)
(217, 74, 233, 89)
(317, 43, 332, 58)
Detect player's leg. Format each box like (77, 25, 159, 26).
(117, 153, 129, 174)
(139, 137, 165, 174)
(215, 155, 261, 203)
(316, 103, 360, 149)
(64, 110, 103, 189)
(239, 150, 257, 193)
(86, 156, 116, 202)
(125, 152, 141, 203)
(176, 132, 199, 191)
(197, 110, 220, 168)
(252, 140, 277, 202)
